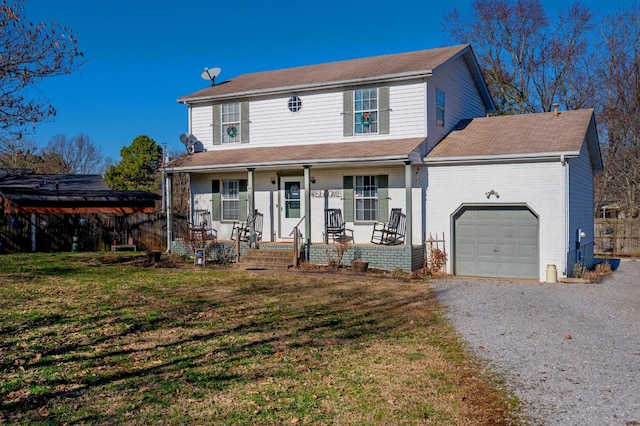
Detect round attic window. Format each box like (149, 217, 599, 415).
(288, 96, 302, 112)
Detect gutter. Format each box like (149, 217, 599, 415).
(423, 150, 581, 166)
(164, 154, 420, 173)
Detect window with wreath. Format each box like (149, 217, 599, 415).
(354, 88, 378, 134)
(436, 88, 445, 127)
(222, 102, 240, 143)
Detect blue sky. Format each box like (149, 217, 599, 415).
(25, 0, 628, 163)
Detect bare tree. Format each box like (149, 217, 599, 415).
(168, 149, 190, 216)
(594, 6, 640, 217)
(42, 133, 108, 174)
(443, 0, 594, 114)
(0, 0, 83, 153)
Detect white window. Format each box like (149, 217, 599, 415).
(221, 180, 240, 220)
(354, 175, 378, 221)
(436, 89, 445, 127)
(354, 88, 378, 134)
(222, 103, 240, 144)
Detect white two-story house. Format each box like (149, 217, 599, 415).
(164, 44, 602, 281)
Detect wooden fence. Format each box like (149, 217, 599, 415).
(594, 219, 640, 257)
(0, 212, 188, 254)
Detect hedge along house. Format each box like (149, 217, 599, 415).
(163, 44, 602, 280)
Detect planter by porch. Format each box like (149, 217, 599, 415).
(146, 251, 162, 263)
(351, 260, 369, 273)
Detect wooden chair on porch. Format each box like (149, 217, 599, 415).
(324, 208, 347, 243)
(189, 209, 216, 241)
(232, 210, 263, 242)
(371, 208, 406, 245)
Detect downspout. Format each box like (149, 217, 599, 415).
(562, 154, 568, 276)
(304, 165, 312, 260)
(166, 173, 173, 252)
(247, 168, 256, 248)
(404, 161, 413, 247)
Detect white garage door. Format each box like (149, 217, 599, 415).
(454, 207, 539, 279)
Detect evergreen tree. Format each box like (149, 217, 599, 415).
(105, 135, 162, 192)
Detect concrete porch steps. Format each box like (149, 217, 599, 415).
(237, 248, 297, 271)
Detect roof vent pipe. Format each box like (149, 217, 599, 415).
(553, 103, 560, 116)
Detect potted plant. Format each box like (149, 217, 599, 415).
(351, 248, 369, 273)
(139, 231, 163, 263)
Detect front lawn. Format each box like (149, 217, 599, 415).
(0, 252, 520, 425)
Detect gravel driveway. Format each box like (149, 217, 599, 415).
(430, 259, 640, 426)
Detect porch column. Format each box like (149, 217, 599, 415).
(303, 165, 311, 259)
(166, 173, 173, 252)
(404, 161, 413, 247)
(247, 168, 256, 248)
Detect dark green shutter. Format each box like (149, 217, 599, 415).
(239, 179, 248, 221)
(343, 91, 353, 137)
(212, 105, 221, 145)
(377, 175, 388, 221)
(379, 87, 390, 135)
(343, 176, 354, 221)
(240, 102, 250, 144)
(211, 180, 221, 221)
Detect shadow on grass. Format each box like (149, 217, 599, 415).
(0, 269, 445, 425)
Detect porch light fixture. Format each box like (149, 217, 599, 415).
(270, 176, 277, 184)
(485, 190, 499, 199)
(310, 176, 316, 184)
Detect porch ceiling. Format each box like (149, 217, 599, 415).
(163, 138, 427, 172)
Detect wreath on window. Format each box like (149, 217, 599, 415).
(361, 112, 372, 126)
(226, 124, 237, 137)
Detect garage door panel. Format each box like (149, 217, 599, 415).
(477, 261, 497, 276)
(498, 210, 516, 220)
(497, 262, 517, 276)
(498, 243, 516, 257)
(457, 242, 477, 257)
(519, 224, 537, 238)
(455, 207, 539, 280)
(498, 225, 516, 239)
(457, 223, 476, 238)
(476, 210, 496, 220)
(457, 259, 477, 276)
(477, 242, 496, 256)
(477, 224, 497, 239)
(518, 243, 537, 258)
(518, 262, 538, 278)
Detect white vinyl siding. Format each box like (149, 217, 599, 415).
(191, 105, 213, 149)
(568, 141, 596, 267)
(187, 82, 427, 149)
(427, 58, 487, 152)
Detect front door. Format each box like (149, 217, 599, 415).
(279, 177, 304, 240)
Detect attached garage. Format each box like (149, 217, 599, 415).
(454, 206, 539, 279)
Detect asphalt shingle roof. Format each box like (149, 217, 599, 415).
(178, 45, 470, 102)
(426, 109, 596, 160)
(164, 138, 427, 171)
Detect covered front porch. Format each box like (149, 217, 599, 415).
(162, 138, 430, 272)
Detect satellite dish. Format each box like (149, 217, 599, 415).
(179, 133, 190, 145)
(186, 134, 198, 146)
(201, 67, 221, 86)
